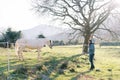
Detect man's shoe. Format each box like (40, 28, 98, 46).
(89, 67, 95, 71)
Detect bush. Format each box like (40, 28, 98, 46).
(60, 61, 68, 69)
(12, 66, 28, 74)
(59, 61, 77, 73)
(0, 72, 6, 80)
(11, 65, 28, 79)
(100, 42, 120, 46)
(36, 65, 42, 71)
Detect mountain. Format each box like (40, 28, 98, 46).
(47, 32, 70, 41)
(47, 29, 80, 41)
(21, 24, 67, 39)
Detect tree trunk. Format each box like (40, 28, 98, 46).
(82, 34, 90, 54)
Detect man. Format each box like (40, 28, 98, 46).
(88, 34, 95, 70)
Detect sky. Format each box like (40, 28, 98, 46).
(0, 0, 120, 31)
(0, 0, 53, 31)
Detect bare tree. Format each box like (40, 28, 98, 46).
(32, 0, 116, 53)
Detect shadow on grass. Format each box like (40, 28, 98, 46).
(71, 70, 91, 80)
(8, 52, 89, 80)
(0, 63, 8, 72)
(40, 53, 88, 80)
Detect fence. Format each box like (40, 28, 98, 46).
(0, 42, 10, 80)
(100, 42, 120, 47)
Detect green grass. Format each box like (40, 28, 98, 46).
(0, 45, 120, 80)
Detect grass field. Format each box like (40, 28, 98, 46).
(0, 45, 120, 80)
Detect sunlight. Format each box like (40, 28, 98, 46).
(114, 0, 120, 7)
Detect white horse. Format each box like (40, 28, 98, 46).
(15, 38, 52, 61)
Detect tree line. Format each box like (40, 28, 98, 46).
(0, 28, 21, 48)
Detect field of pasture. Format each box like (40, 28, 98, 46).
(0, 45, 120, 80)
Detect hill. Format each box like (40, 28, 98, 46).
(21, 25, 83, 42)
(21, 24, 66, 39)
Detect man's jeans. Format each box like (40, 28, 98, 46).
(89, 53, 95, 69)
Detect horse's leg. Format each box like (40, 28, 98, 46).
(17, 47, 24, 61)
(17, 47, 21, 61)
(37, 48, 41, 60)
(20, 47, 24, 61)
(17, 49, 22, 61)
(17, 50, 21, 61)
(20, 52, 24, 61)
(15, 46, 20, 60)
